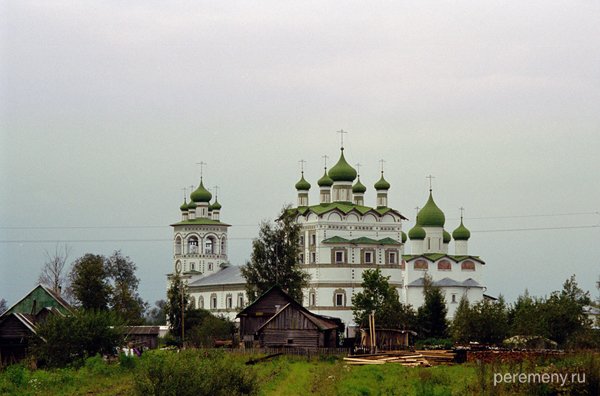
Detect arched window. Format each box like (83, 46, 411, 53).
(205, 237, 214, 254)
(175, 236, 182, 255)
(220, 237, 227, 255)
(188, 236, 199, 254)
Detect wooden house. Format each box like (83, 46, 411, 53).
(237, 286, 341, 350)
(0, 284, 74, 366)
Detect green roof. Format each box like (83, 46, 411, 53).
(210, 199, 222, 211)
(328, 148, 357, 182)
(374, 171, 391, 190)
(352, 177, 367, 193)
(322, 236, 401, 245)
(402, 253, 485, 264)
(317, 169, 334, 187)
(295, 172, 311, 191)
(443, 229, 451, 243)
(292, 202, 407, 220)
(180, 199, 188, 212)
(408, 221, 426, 240)
(418, 191, 445, 227)
(322, 236, 350, 243)
(190, 179, 212, 203)
(171, 218, 231, 227)
(453, 219, 471, 240)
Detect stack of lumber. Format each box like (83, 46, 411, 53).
(415, 350, 456, 365)
(343, 350, 455, 367)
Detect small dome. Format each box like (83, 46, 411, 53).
(453, 219, 471, 240)
(401, 231, 408, 243)
(408, 220, 426, 240)
(443, 229, 451, 244)
(328, 149, 357, 182)
(374, 171, 391, 190)
(190, 180, 212, 203)
(318, 169, 334, 187)
(187, 200, 197, 210)
(210, 199, 222, 211)
(295, 172, 311, 191)
(180, 199, 188, 212)
(352, 177, 366, 193)
(417, 191, 445, 227)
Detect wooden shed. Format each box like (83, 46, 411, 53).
(0, 284, 74, 366)
(359, 328, 417, 350)
(123, 326, 160, 350)
(237, 286, 341, 349)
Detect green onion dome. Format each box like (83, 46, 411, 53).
(408, 219, 426, 240)
(317, 169, 334, 187)
(453, 219, 471, 240)
(295, 172, 311, 191)
(210, 199, 222, 211)
(417, 191, 445, 227)
(190, 179, 212, 203)
(328, 148, 357, 182)
(443, 229, 451, 244)
(180, 199, 188, 212)
(401, 231, 408, 243)
(352, 176, 367, 193)
(374, 171, 391, 190)
(187, 200, 197, 210)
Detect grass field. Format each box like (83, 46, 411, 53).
(1, 351, 598, 395)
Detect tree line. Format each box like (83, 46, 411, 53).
(352, 269, 600, 348)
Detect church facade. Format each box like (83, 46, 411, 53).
(168, 147, 485, 333)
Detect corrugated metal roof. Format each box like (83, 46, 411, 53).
(188, 266, 246, 287)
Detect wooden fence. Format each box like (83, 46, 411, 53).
(199, 347, 351, 356)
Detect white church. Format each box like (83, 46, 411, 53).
(168, 146, 486, 336)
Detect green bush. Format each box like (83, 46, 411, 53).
(133, 350, 258, 396)
(119, 353, 137, 370)
(6, 364, 27, 386)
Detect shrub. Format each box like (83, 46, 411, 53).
(133, 350, 258, 396)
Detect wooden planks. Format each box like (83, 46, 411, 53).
(344, 350, 455, 367)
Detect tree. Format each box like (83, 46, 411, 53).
(164, 272, 193, 339)
(241, 205, 310, 303)
(509, 290, 543, 337)
(187, 311, 236, 348)
(0, 298, 7, 315)
(69, 254, 112, 311)
(351, 268, 415, 330)
(416, 272, 448, 339)
(106, 250, 148, 324)
(31, 310, 125, 368)
(469, 296, 509, 344)
(451, 294, 471, 344)
(147, 300, 167, 325)
(38, 244, 73, 302)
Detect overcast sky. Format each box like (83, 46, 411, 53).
(2, 1, 599, 309)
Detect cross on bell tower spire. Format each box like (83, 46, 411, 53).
(337, 129, 347, 149)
